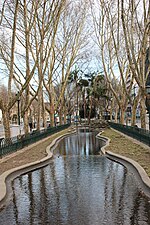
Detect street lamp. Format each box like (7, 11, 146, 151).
(145, 85, 150, 130)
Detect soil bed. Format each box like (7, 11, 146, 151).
(102, 128, 150, 177)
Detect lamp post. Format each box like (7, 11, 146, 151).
(145, 85, 150, 130)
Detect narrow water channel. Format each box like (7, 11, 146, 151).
(0, 128, 150, 225)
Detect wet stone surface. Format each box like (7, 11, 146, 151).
(0, 128, 150, 225)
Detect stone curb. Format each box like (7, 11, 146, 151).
(97, 132, 150, 198)
(96, 132, 110, 154)
(0, 127, 76, 208)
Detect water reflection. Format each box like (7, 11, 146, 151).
(55, 128, 102, 156)
(0, 128, 150, 225)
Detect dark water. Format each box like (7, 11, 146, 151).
(0, 128, 150, 225)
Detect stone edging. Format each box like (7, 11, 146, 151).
(0, 127, 76, 208)
(97, 132, 150, 198)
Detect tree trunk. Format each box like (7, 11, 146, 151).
(42, 99, 46, 129)
(64, 109, 67, 124)
(50, 113, 54, 127)
(131, 96, 139, 126)
(50, 103, 54, 127)
(24, 111, 29, 134)
(2, 109, 11, 139)
(131, 106, 136, 126)
(37, 107, 41, 130)
(50, 89, 55, 127)
(42, 113, 46, 128)
(140, 96, 146, 129)
(120, 107, 125, 124)
(88, 97, 92, 124)
(59, 110, 62, 125)
(115, 107, 118, 123)
(83, 91, 86, 119)
(110, 111, 112, 121)
(37, 89, 42, 130)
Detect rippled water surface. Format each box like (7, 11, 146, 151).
(0, 128, 150, 225)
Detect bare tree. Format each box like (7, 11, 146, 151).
(90, 0, 130, 124)
(0, 0, 19, 138)
(41, 0, 91, 126)
(121, 0, 150, 128)
(91, 0, 150, 126)
(0, 0, 66, 135)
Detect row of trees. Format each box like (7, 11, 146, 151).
(0, 0, 149, 139)
(68, 69, 108, 122)
(91, 0, 150, 128)
(0, 0, 93, 138)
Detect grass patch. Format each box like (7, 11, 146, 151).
(102, 128, 150, 177)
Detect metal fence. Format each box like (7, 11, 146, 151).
(108, 122, 150, 147)
(0, 124, 70, 158)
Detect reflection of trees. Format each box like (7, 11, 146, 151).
(103, 162, 127, 223)
(12, 174, 36, 224)
(130, 191, 150, 225)
(83, 133, 87, 155)
(39, 169, 48, 222)
(103, 161, 113, 221)
(103, 161, 150, 225)
(61, 138, 66, 155)
(76, 132, 80, 155)
(115, 168, 127, 224)
(63, 157, 81, 221)
(28, 173, 34, 225)
(12, 180, 19, 225)
(83, 127, 87, 155)
(144, 197, 150, 224)
(18, 176, 23, 188)
(130, 192, 141, 225)
(47, 156, 89, 223)
(47, 161, 61, 223)
(69, 136, 74, 155)
(49, 156, 82, 223)
(54, 128, 101, 156)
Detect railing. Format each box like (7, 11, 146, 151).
(0, 124, 70, 158)
(108, 122, 150, 147)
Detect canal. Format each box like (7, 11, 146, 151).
(0, 128, 150, 225)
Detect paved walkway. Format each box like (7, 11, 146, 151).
(0, 125, 48, 139)
(0, 124, 24, 138)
